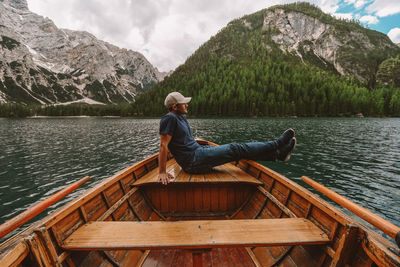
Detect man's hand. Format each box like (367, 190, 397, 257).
(158, 172, 175, 185)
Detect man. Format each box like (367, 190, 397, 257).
(158, 92, 296, 185)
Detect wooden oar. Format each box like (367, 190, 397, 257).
(0, 176, 90, 239)
(302, 176, 400, 248)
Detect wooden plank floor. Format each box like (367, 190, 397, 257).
(62, 219, 329, 250)
(142, 247, 256, 267)
(133, 160, 262, 186)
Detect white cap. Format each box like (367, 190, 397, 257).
(164, 92, 191, 108)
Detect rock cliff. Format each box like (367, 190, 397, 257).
(262, 6, 399, 85)
(0, 0, 167, 104)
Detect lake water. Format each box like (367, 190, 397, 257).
(0, 117, 399, 241)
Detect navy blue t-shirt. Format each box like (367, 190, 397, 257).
(159, 113, 200, 168)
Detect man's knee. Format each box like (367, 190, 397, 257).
(229, 143, 246, 161)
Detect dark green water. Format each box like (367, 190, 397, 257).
(0, 117, 399, 241)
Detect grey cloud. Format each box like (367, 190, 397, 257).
(198, 21, 207, 33)
(128, 0, 172, 42)
(28, 0, 285, 71)
(71, 1, 130, 41)
(27, 0, 363, 71)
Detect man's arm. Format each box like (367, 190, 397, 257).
(158, 134, 174, 185)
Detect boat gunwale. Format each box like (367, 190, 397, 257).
(242, 159, 351, 226)
(41, 153, 158, 229)
(239, 157, 400, 265)
(246, 160, 400, 246)
(0, 240, 29, 267)
(0, 154, 160, 265)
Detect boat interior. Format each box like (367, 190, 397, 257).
(61, 159, 330, 267)
(1, 140, 399, 267)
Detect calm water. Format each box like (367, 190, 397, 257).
(0, 117, 399, 241)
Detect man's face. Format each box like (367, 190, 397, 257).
(174, 103, 188, 114)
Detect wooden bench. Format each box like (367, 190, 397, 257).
(62, 218, 329, 250)
(133, 160, 263, 186)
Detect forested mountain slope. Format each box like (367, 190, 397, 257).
(132, 2, 400, 117)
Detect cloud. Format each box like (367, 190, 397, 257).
(25, 0, 399, 71)
(27, 0, 282, 71)
(308, 0, 341, 14)
(365, 0, 400, 17)
(333, 12, 354, 20)
(354, 0, 369, 9)
(388, 27, 400, 43)
(359, 15, 379, 24)
(343, 0, 370, 9)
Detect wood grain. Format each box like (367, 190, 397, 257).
(0, 242, 29, 267)
(62, 219, 329, 250)
(133, 161, 262, 186)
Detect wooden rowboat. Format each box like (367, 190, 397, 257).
(1, 139, 399, 266)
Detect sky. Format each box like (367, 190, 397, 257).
(27, 0, 400, 72)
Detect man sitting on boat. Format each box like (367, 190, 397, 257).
(158, 92, 296, 185)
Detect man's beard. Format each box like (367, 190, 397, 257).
(177, 108, 187, 115)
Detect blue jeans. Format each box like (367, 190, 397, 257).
(184, 141, 278, 174)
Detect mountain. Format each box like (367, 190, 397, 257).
(0, 0, 167, 105)
(132, 2, 400, 117)
(262, 5, 399, 87)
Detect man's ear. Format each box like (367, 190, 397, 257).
(171, 104, 177, 111)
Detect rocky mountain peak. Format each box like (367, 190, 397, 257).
(263, 8, 332, 59)
(0, 0, 28, 10)
(259, 4, 400, 85)
(0, 0, 167, 104)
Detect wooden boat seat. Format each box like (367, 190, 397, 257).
(62, 218, 329, 250)
(133, 160, 262, 186)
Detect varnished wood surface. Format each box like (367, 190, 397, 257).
(303, 176, 400, 241)
(133, 160, 262, 186)
(142, 247, 256, 267)
(62, 219, 329, 250)
(0, 241, 29, 267)
(144, 183, 254, 216)
(43, 154, 159, 229)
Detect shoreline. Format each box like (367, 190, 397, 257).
(0, 115, 396, 119)
(27, 115, 121, 118)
